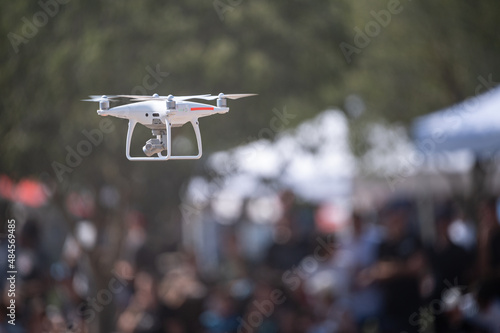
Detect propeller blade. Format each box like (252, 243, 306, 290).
(198, 93, 257, 100)
(174, 94, 212, 101)
(114, 94, 212, 101)
(223, 93, 258, 100)
(114, 94, 155, 99)
(81, 95, 118, 102)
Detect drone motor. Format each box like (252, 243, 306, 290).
(99, 96, 110, 110)
(216, 93, 227, 108)
(166, 95, 176, 110)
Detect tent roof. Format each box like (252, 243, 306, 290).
(412, 86, 500, 157)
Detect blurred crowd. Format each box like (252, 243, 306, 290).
(1, 191, 500, 333)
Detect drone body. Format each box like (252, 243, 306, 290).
(83, 93, 255, 161)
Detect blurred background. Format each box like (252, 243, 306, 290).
(1, 1, 500, 332)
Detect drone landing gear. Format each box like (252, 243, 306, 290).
(125, 119, 202, 161)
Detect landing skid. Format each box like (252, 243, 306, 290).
(125, 119, 202, 161)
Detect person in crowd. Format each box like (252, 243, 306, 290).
(478, 197, 500, 277)
(339, 212, 383, 330)
(426, 202, 474, 331)
(359, 202, 427, 333)
(469, 197, 500, 333)
(200, 287, 240, 333)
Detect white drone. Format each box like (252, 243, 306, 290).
(82, 93, 256, 161)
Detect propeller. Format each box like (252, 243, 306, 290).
(113, 94, 212, 101)
(81, 95, 118, 102)
(82, 93, 256, 102)
(198, 93, 258, 100)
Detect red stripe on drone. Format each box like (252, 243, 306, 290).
(191, 107, 214, 111)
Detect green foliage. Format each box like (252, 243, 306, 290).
(1, 0, 499, 203)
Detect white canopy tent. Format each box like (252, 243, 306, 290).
(412, 86, 500, 158)
(411, 85, 500, 235)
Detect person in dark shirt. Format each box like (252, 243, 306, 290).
(474, 197, 500, 332)
(427, 203, 473, 332)
(361, 204, 426, 333)
(478, 197, 500, 277)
